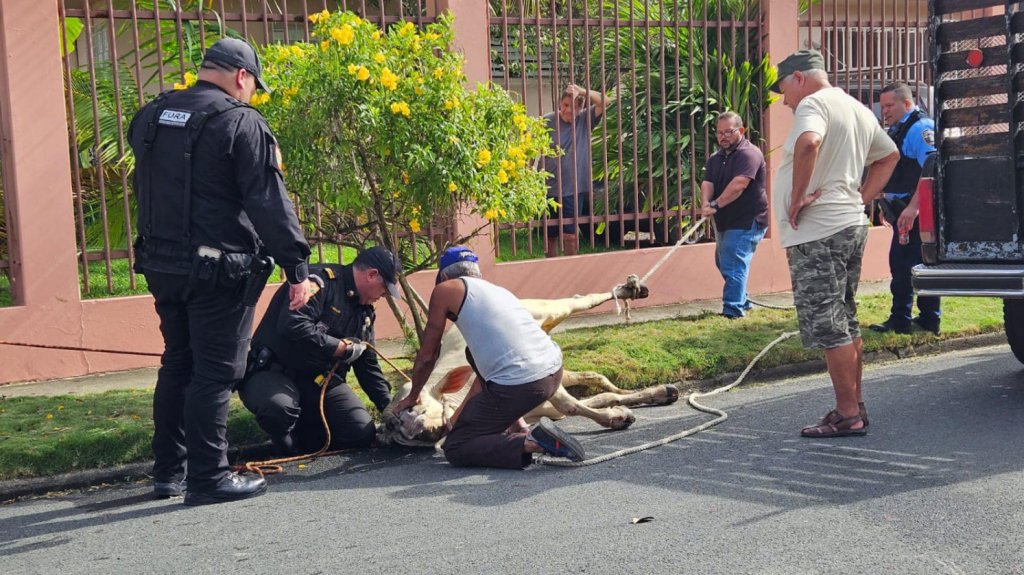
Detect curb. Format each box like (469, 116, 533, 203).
(682, 331, 1008, 394)
(0, 442, 276, 503)
(0, 331, 1008, 502)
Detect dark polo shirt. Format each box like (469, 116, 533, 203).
(702, 138, 768, 231)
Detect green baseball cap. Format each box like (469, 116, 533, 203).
(769, 49, 826, 94)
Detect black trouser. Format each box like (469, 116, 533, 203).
(888, 219, 940, 325)
(144, 269, 254, 491)
(443, 368, 563, 470)
(238, 369, 376, 453)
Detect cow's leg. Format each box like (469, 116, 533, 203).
(521, 293, 614, 332)
(579, 384, 680, 409)
(541, 387, 636, 430)
(561, 370, 629, 394)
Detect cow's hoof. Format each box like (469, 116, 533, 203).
(609, 408, 635, 430)
(662, 384, 680, 405)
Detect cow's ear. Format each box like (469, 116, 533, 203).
(439, 365, 475, 394)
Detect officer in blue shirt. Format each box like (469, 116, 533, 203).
(869, 82, 941, 335)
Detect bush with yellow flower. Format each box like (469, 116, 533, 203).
(253, 11, 552, 336)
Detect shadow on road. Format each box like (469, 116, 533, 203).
(2, 350, 1022, 553)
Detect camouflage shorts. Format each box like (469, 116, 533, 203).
(786, 225, 868, 349)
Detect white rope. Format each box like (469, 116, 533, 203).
(537, 330, 799, 467)
(610, 217, 708, 316)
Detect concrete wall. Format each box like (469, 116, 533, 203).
(0, 0, 893, 384)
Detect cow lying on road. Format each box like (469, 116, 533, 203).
(379, 276, 679, 448)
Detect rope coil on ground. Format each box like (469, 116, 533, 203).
(536, 330, 799, 467)
(235, 342, 412, 477)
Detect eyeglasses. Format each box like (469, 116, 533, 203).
(716, 128, 740, 138)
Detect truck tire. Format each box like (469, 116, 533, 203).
(1004, 298, 1024, 365)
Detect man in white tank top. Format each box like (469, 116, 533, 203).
(392, 246, 586, 468)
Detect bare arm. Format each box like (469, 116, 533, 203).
(700, 180, 716, 217)
(788, 131, 823, 229)
(897, 189, 921, 235)
(391, 280, 465, 412)
(714, 175, 753, 208)
(859, 150, 900, 205)
(570, 83, 610, 119)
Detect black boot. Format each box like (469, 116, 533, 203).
(184, 473, 267, 506)
(869, 318, 911, 334)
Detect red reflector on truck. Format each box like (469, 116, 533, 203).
(918, 177, 935, 243)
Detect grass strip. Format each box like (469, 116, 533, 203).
(0, 294, 1004, 481)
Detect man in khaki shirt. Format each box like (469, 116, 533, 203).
(770, 50, 898, 438)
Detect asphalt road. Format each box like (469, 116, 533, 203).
(2, 345, 1023, 575)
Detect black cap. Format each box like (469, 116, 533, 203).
(354, 246, 401, 299)
(204, 38, 271, 93)
(769, 49, 826, 94)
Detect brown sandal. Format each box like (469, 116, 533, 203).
(859, 402, 869, 428)
(800, 410, 867, 438)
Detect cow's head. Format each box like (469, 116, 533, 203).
(380, 365, 475, 448)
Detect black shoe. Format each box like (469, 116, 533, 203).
(183, 473, 267, 506)
(529, 417, 586, 462)
(869, 319, 911, 334)
(719, 312, 741, 320)
(153, 479, 185, 499)
(912, 316, 941, 335)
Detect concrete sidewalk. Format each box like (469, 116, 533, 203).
(0, 280, 890, 398)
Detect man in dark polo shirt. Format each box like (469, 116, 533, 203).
(700, 111, 769, 318)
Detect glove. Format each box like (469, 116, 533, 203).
(341, 337, 368, 365)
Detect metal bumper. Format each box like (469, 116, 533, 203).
(912, 263, 1024, 298)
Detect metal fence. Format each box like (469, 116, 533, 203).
(59, 0, 441, 296)
(488, 0, 766, 259)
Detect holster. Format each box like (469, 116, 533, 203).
(877, 196, 909, 227)
(240, 253, 275, 307)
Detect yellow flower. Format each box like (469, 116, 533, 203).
(173, 82, 187, 90)
(497, 169, 509, 184)
(500, 160, 512, 171)
(284, 86, 299, 98)
(320, 40, 330, 51)
(184, 71, 197, 87)
(444, 98, 458, 110)
(374, 52, 386, 63)
(348, 63, 359, 75)
(411, 38, 421, 52)
(356, 66, 370, 81)
(249, 92, 270, 106)
(433, 67, 444, 80)
(414, 85, 424, 95)
(476, 149, 492, 167)
(448, 182, 457, 193)
(46, 413, 54, 420)
(425, 32, 439, 41)
(389, 101, 410, 117)
(309, 9, 329, 24)
(484, 208, 498, 220)
(409, 219, 422, 233)
(399, 21, 416, 36)
(401, 171, 410, 184)
(372, 30, 382, 40)
(289, 45, 303, 58)
(330, 25, 354, 45)
(380, 68, 399, 91)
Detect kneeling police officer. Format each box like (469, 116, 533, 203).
(128, 38, 311, 505)
(238, 247, 400, 454)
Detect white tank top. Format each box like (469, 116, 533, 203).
(454, 277, 562, 385)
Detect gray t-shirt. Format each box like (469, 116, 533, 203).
(543, 107, 601, 198)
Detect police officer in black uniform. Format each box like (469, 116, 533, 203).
(238, 247, 400, 453)
(869, 82, 941, 335)
(128, 38, 312, 505)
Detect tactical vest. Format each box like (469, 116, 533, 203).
(884, 109, 925, 196)
(134, 89, 245, 249)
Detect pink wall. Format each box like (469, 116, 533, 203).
(0, 0, 894, 385)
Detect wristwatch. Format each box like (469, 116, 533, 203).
(709, 200, 719, 210)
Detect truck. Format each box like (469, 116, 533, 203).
(911, 0, 1024, 364)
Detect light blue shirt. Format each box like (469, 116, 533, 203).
(897, 108, 936, 167)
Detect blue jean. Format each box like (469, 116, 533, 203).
(716, 221, 767, 317)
